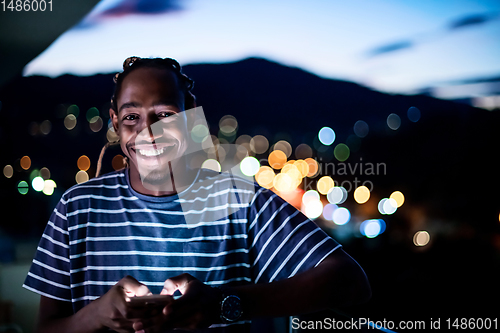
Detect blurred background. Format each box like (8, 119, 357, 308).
(1, 0, 499, 332)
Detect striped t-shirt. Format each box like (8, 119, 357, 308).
(23, 168, 341, 327)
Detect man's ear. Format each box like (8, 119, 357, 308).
(109, 108, 119, 134)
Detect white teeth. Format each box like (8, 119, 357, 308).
(138, 148, 165, 156)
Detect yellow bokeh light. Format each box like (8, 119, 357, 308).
(112, 154, 126, 171)
(255, 166, 275, 189)
(77, 155, 91, 171)
(20, 156, 31, 170)
(268, 150, 287, 170)
(354, 186, 371, 204)
(273, 173, 295, 192)
(390, 191, 405, 207)
(304, 158, 319, 177)
(317, 176, 335, 195)
(413, 231, 430, 246)
(293, 160, 309, 178)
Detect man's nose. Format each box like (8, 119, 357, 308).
(137, 112, 162, 141)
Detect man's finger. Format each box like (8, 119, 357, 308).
(162, 273, 194, 295)
(118, 275, 151, 296)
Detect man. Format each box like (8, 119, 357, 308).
(23, 57, 371, 333)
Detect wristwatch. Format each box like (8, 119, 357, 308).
(217, 288, 243, 323)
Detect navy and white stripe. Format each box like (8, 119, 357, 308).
(24, 168, 341, 321)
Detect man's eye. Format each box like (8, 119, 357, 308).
(158, 111, 175, 118)
(123, 114, 138, 121)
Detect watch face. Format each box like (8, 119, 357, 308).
(222, 295, 242, 322)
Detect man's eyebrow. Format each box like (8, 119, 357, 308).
(118, 102, 140, 113)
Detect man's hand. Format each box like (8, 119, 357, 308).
(132, 273, 220, 332)
(92, 275, 153, 333)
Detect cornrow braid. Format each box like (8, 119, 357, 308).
(110, 56, 195, 112)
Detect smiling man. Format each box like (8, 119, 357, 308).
(23, 57, 371, 333)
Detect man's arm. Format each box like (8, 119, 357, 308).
(36, 276, 153, 333)
(134, 248, 370, 331)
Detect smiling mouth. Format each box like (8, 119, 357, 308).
(132, 143, 176, 158)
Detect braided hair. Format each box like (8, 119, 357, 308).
(110, 56, 196, 112)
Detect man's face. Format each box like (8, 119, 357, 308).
(110, 67, 190, 185)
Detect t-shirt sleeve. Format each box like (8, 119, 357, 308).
(23, 196, 72, 302)
(247, 187, 341, 284)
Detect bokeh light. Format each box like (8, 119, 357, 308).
(89, 116, 103, 132)
(42, 179, 57, 196)
(240, 156, 260, 177)
(327, 187, 348, 204)
(317, 176, 335, 195)
(413, 231, 430, 246)
(255, 166, 275, 189)
(318, 127, 336, 145)
(77, 155, 91, 171)
(219, 115, 238, 135)
(304, 158, 319, 177)
(64, 114, 77, 130)
(76, 170, 89, 184)
(407, 106, 421, 122)
(112, 154, 126, 171)
(106, 127, 119, 142)
(354, 185, 370, 204)
(353, 120, 369, 138)
(360, 219, 386, 238)
(378, 198, 398, 215)
(322, 203, 338, 221)
(332, 207, 351, 225)
(17, 181, 29, 195)
(387, 113, 401, 130)
(302, 190, 320, 205)
(3, 165, 13, 178)
(39, 167, 51, 180)
(303, 198, 323, 219)
(191, 124, 210, 143)
(390, 191, 405, 207)
(201, 159, 221, 172)
(273, 173, 295, 192)
(86, 107, 100, 122)
(268, 150, 287, 170)
(250, 135, 269, 154)
(20, 156, 31, 170)
(334, 144, 350, 162)
(273, 140, 292, 158)
(295, 143, 313, 159)
(31, 176, 45, 192)
(293, 160, 309, 178)
(40, 120, 52, 135)
(67, 104, 79, 117)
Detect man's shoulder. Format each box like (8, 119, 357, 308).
(62, 169, 128, 199)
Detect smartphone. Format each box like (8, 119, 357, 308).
(127, 294, 174, 308)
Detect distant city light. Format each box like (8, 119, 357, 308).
(387, 113, 401, 130)
(76, 170, 89, 184)
(32, 176, 45, 192)
(273, 173, 295, 192)
(295, 143, 313, 159)
(201, 159, 221, 172)
(318, 127, 336, 146)
(322, 203, 338, 221)
(17, 181, 29, 195)
(273, 140, 292, 158)
(413, 230, 430, 246)
(39, 167, 51, 180)
(332, 207, 351, 225)
(67, 104, 79, 117)
(303, 198, 323, 219)
(249, 135, 269, 154)
(268, 150, 287, 169)
(64, 114, 77, 130)
(42, 179, 57, 195)
(255, 166, 275, 189)
(353, 120, 369, 138)
(360, 219, 386, 238)
(219, 115, 238, 135)
(112, 154, 125, 171)
(40, 120, 52, 135)
(3, 165, 13, 178)
(240, 156, 260, 176)
(327, 186, 347, 204)
(77, 155, 91, 171)
(333, 144, 350, 162)
(86, 107, 100, 122)
(302, 190, 320, 205)
(89, 116, 103, 132)
(20, 156, 31, 170)
(317, 176, 335, 195)
(407, 106, 421, 122)
(378, 198, 398, 215)
(390, 191, 405, 207)
(304, 158, 319, 177)
(191, 124, 210, 143)
(354, 185, 370, 204)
